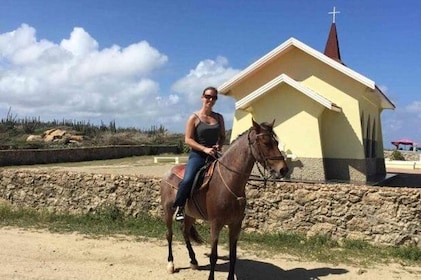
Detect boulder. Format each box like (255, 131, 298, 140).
(43, 129, 67, 142)
(26, 135, 43, 142)
(69, 135, 84, 142)
(26, 128, 84, 144)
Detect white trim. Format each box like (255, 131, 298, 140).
(235, 74, 341, 112)
(219, 37, 377, 97)
(385, 160, 417, 170)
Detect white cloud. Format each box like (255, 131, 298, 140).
(60, 27, 98, 57)
(382, 101, 421, 148)
(167, 94, 180, 105)
(406, 101, 421, 114)
(172, 56, 239, 105)
(0, 24, 239, 133)
(168, 56, 239, 131)
(0, 24, 168, 127)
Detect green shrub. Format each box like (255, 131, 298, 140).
(22, 117, 41, 134)
(390, 150, 405, 160)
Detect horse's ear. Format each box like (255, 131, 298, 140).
(252, 118, 260, 132)
(270, 119, 275, 128)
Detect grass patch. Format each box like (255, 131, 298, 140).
(1, 203, 420, 267)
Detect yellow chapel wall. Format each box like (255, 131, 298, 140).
(231, 109, 252, 141)
(222, 48, 314, 102)
(306, 76, 366, 159)
(282, 50, 372, 160)
(375, 109, 386, 158)
(233, 84, 326, 158)
(359, 92, 386, 159)
(228, 48, 327, 143)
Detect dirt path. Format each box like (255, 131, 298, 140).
(1, 227, 420, 280)
(5, 156, 174, 178)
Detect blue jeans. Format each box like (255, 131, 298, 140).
(173, 150, 207, 208)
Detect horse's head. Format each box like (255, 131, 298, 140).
(248, 119, 289, 179)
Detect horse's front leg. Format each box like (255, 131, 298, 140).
(227, 221, 242, 280)
(208, 221, 224, 280)
(164, 205, 175, 273)
(182, 217, 199, 269)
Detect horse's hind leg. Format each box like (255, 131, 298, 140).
(182, 217, 199, 270)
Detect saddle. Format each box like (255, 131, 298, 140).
(172, 160, 217, 196)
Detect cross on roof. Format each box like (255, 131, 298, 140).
(328, 6, 340, 23)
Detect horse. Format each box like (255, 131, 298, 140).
(159, 119, 289, 280)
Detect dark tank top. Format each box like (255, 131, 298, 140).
(194, 114, 220, 148)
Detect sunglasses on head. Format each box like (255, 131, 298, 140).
(203, 94, 218, 100)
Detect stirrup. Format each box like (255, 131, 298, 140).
(174, 207, 184, 222)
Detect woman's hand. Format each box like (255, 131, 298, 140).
(203, 146, 218, 156)
(214, 144, 222, 151)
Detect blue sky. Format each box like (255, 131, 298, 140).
(0, 0, 420, 149)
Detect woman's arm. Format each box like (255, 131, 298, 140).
(217, 113, 226, 150)
(184, 114, 201, 151)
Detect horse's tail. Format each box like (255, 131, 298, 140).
(189, 224, 204, 244)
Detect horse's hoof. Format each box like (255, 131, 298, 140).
(166, 262, 175, 274)
(190, 263, 199, 270)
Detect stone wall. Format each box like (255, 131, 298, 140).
(0, 148, 414, 167)
(0, 145, 178, 166)
(245, 181, 420, 246)
(0, 169, 419, 247)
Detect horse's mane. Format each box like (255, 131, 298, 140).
(230, 129, 249, 145)
(222, 122, 278, 157)
(220, 129, 249, 157)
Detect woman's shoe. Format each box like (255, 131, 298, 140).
(174, 207, 184, 222)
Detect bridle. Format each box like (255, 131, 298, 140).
(247, 128, 285, 183)
(248, 129, 285, 166)
(215, 127, 285, 192)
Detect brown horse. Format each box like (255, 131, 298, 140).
(160, 119, 289, 280)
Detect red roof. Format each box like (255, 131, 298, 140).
(391, 139, 418, 147)
(324, 23, 342, 64)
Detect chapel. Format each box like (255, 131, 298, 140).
(218, 9, 395, 183)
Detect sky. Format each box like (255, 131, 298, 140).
(0, 0, 420, 149)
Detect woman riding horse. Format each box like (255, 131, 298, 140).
(160, 118, 289, 280)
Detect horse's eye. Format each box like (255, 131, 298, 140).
(264, 143, 272, 148)
(264, 140, 274, 147)
(271, 136, 279, 146)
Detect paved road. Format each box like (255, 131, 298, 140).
(383, 168, 421, 187)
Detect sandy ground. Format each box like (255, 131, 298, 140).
(5, 156, 175, 178)
(1, 227, 420, 280)
(2, 157, 420, 279)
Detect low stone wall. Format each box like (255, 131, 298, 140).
(246, 181, 420, 246)
(0, 145, 178, 166)
(384, 150, 420, 161)
(0, 169, 419, 247)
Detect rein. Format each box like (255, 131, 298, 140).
(248, 130, 285, 187)
(216, 162, 246, 202)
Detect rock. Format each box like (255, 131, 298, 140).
(25, 128, 84, 144)
(43, 129, 67, 142)
(26, 135, 43, 142)
(69, 135, 84, 142)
